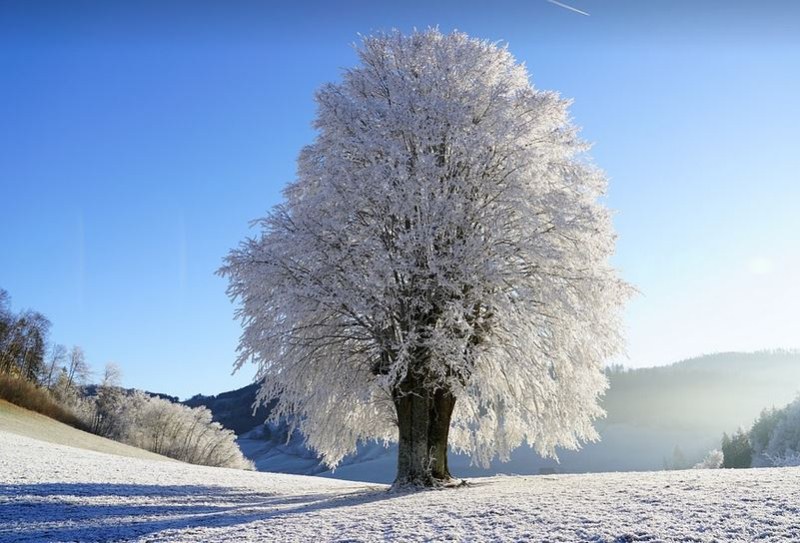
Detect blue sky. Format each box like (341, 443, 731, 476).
(1, 1, 798, 399)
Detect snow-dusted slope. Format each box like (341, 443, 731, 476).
(0, 400, 172, 462)
(3, 428, 800, 542)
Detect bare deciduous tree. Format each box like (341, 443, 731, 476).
(65, 346, 90, 393)
(42, 343, 67, 390)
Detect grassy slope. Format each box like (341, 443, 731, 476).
(0, 399, 174, 462)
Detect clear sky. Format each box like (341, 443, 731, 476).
(1, 1, 798, 399)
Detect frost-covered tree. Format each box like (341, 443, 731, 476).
(41, 343, 67, 391)
(751, 398, 800, 467)
(90, 362, 125, 437)
(221, 29, 628, 486)
(693, 449, 723, 469)
(17, 311, 50, 382)
(749, 406, 782, 464)
(121, 392, 254, 470)
(64, 346, 90, 393)
(0, 304, 51, 382)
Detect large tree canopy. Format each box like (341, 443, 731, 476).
(221, 29, 628, 486)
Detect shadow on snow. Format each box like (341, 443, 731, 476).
(0, 482, 395, 542)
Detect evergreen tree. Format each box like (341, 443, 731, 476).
(722, 429, 752, 468)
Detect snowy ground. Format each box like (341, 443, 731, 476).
(3, 426, 800, 542)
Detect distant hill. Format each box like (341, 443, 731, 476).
(192, 350, 800, 482)
(603, 350, 800, 430)
(183, 383, 271, 435)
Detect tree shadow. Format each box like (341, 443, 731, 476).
(0, 482, 397, 542)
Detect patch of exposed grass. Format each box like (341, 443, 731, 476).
(0, 373, 87, 430)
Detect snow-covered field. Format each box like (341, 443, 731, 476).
(3, 424, 800, 542)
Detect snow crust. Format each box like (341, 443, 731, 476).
(3, 429, 800, 542)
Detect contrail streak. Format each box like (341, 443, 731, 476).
(546, 0, 590, 16)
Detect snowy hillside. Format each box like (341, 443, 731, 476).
(3, 425, 800, 541)
(0, 400, 172, 463)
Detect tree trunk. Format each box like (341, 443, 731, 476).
(393, 374, 457, 487)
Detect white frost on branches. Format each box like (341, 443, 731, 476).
(753, 398, 800, 468)
(221, 29, 629, 468)
(693, 449, 724, 469)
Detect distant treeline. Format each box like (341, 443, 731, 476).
(0, 287, 253, 470)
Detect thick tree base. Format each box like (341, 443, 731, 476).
(393, 380, 458, 491)
(390, 476, 468, 492)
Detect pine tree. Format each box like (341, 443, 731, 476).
(722, 429, 753, 468)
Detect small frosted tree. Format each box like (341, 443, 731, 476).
(120, 392, 254, 470)
(693, 449, 724, 469)
(221, 29, 628, 487)
(90, 362, 125, 437)
(64, 346, 90, 393)
(42, 343, 67, 391)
